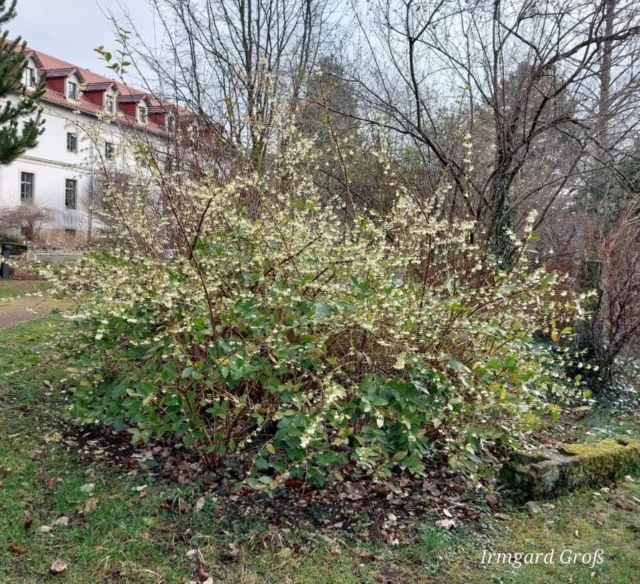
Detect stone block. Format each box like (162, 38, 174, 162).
(501, 437, 640, 500)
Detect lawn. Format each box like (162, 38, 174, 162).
(0, 316, 638, 583)
(0, 280, 51, 300)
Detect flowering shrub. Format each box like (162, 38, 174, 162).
(48, 132, 581, 485)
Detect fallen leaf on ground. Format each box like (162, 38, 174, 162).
(50, 560, 68, 574)
(385, 531, 398, 544)
(195, 562, 210, 582)
(83, 498, 98, 514)
(435, 519, 456, 530)
(493, 513, 510, 521)
(485, 494, 498, 508)
(159, 500, 175, 513)
(221, 541, 240, 562)
(194, 497, 205, 512)
(41, 477, 61, 489)
(9, 542, 27, 554)
(53, 516, 69, 527)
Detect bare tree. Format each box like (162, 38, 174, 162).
(329, 0, 640, 254)
(117, 0, 339, 171)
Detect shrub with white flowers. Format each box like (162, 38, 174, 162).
(47, 128, 582, 486)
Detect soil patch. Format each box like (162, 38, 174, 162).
(0, 295, 72, 330)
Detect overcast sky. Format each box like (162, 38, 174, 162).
(9, 0, 154, 78)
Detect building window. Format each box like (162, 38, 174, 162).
(64, 228, 76, 238)
(67, 80, 78, 101)
(105, 142, 114, 160)
(20, 172, 34, 202)
(105, 94, 115, 114)
(137, 105, 147, 124)
(22, 67, 36, 88)
(65, 178, 77, 209)
(67, 132, 77, 152)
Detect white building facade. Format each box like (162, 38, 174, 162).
(0, 49, 172, 240)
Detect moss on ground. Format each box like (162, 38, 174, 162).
(561, 437, 640, 457)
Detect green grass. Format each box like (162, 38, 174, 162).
(0, 317, 638, 583)
(0, 280, 51, 299)
(449, 484, 640, 584)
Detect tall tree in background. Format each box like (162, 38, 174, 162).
(119, 0, 336, 172)
(0, 0, 44, 165)
(336, 0, 640, 256)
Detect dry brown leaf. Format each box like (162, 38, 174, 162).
(9, 542, 27, 555)
(42, 477, 61, 489)
(195, 563, 210, 582)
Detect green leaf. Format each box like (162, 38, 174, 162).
(313, 303, 332, 319)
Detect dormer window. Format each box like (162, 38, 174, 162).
(105, 94, 115, 114)
(137, 104, 148, 124)
(67, 80, 78, 101)
(22, 67, 36, 88)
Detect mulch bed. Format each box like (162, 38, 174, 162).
(59, 420, 492, 544)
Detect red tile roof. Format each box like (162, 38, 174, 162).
(26, 47, 172, 136)
(45, 67, 84, 81)
(84, 81, 117, 91)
